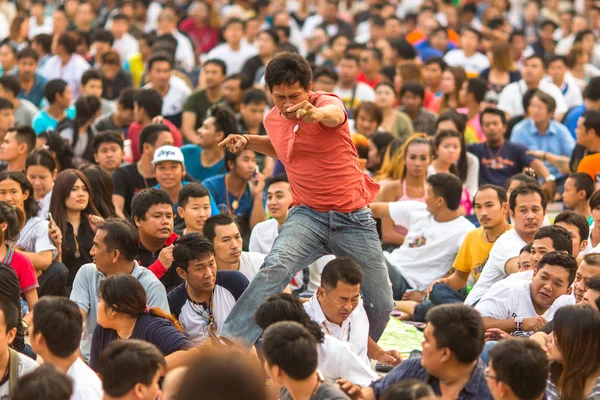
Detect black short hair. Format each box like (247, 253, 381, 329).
(509, 183, 547, 212)
(590, 188, 600, 210)
(0, 97, 13, 111)
(118, 88, 137, 110)
(568, 172, 595, 200)
(262, 321, 318, 380)
(135, 89, 163, 119)
(400, 82, 425, 99)
(426, 173, 463, 211)
(505, 171, 540, 190)
(242, 88, 268, 106)
(587, 276, 600, 309)
(138, 123, 171, 155)
(203, 59, 227, 76)
(583, 77, 600, 101)
(178, 182, 210, 209)
(475, 184, 507, 204)
(461, 26, 482, 41)
(32, 33, 53, 54)
(203, 214, 238, 242)
(266, 173, 288, 190)
(223, 17, 245, 31)
(131, 188, 173, 224)
(0, 295, 18, 332)
(7, 126, 36, 154)
(57, 32, 78, 54)
(173, 232, 215, 272)
(313, 66, 338, 83)
(320, 257, 363, 290)
(554, 210, 590, 244)
(90, 29, 114, 45)
(147, 52, 173, 71)
(260, 28, 280, 46)
(207, 104, 238, 136)
(12, 364, 73, 400)
(16, 47, 38, 62)
(424, 56, 447, 70)
(581, 109, 600, 138)
(426, 304, 485, 364)
(479, 107, 507, 126)
(31, 297, 82, 358)
(533, 225, 573, 255)
(466, 78, 487, 103)
(112, 13, 129, 23)
(96, 339, 166, 397)
(81, 69, 103, 86)
(0, 75, 20, 97)
(525, 54, 545, 67)
(140, 32, 157, 47)
(537, 252, 578, 286)
(44, 79, 68, 104)
(96, 218, 139, 261)
(265, 52, 312, 92)
(488, 339, 548, 400)
(92, 131, 124, 154)
(389, 38, 416, 60)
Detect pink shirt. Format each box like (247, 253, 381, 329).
(128, 119, 183, 161)
(264, 92, 379, 213)
(4, 245, 38, 293)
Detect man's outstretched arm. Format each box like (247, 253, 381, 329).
(219, 134, 279, 159)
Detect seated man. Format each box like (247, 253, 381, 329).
(168, 233, 249, 345)
(562, 172, 595, 225)
(92, 131, 124, 176)
(554, 210, 589, 259)
(475, 252, 577, 335)
(395, 184, 511, 321)
(486, 339, 549, 400)
(176, 183, 215, 235)
(95, 340, 166, 400)
(0, 126, 36, 172)
(80, 69, 116, 116)
(339, 304, 493, 399)
(70, 218, 169, 363)
(29, 297, 102, 399)
(583, 276, 600, 311)
(304, 257, 401, 367)
(370, 173, 475, 300)
(93, 88, 137, 136)
(203, 214, 266, 282)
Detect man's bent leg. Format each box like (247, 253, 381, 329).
(37, 262, 69, 297)
(386, 259, 411, 300)
(328, 208, 395, 341)
(220, 206, 328, 348)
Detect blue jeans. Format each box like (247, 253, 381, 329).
(480, 341, 497, 366)
(220, 205, 395, 348)
(413, 283, 467, 322)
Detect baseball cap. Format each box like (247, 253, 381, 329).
(152, 145, 184, 165)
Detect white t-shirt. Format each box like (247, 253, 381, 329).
(0, 352, 38, 397)
(465, 229, 528, 305)
(333, 83, 375, 111)
(384, 201, 475, 291)
(112, 33, 139, 67)
(239, 251, 265, 281)
(38, 54, 90, 101)
(206, 42, 258, 75)
(67, 358, 103, 400)
(475, 279, 574, 333)
(173, 30, 195, 73)
(497, 79, 568, 117)
(143, 75, 191, 117)
(318, 335, 379, 387)
(541, 75, 584, 109)
(29, 16, 53, 38)
(443, 50, 490, 76)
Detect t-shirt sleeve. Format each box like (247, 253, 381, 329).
(313, 93, 348, 128)
(371, 358, 420, 397)
(218, 270, 249, 301)
(16, 254, 38, 293)
(146, 317, 194, 355)
(497, 86, 516, 116)
(90, 324, 106, 370)
(146, 280, 171, 314)
(513, 142, 535, 167)
(474, 282, 514, 319)
(183, 92, 198, 112)
(70, 265, 92, 313)
(112, 167, 129, 197)
(452, 232, 473, 274)
(388, 201, 426, 227)
(577, 155, 600, 179)
(167, 284, 187, 318)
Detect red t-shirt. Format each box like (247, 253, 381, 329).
(128, 119, 183, 161)
(264, 92, 379, 213)
(4, 246, 38, 293)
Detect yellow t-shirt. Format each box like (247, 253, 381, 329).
(452, 226, 513, 281)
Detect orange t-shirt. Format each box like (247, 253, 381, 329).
(264, 92, 380, 213)
(577, 153, 600, 183)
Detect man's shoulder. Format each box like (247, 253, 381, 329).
(17, 353, 38, 375)
(202, 174, 225, 187)
(133, 264, 163, 287)
(388, 356, 427, 379)
(511, 118, 532, 134)
(181, 144, 201, 157)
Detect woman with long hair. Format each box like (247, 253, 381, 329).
(375, 138, 407, 185)
(546, 305, 600, 399)
(7, 14, 28, 50)
(26, 149, 57, 219)
(90, 274, 194, 371)
(479, 40, 522, 105)
(0, 42, 16, 76)
(437, 66, 467, 114)
(49, 169, 101, 289)
(79, 165, 117, 219)
(375, 82, 413, 140)
(353, 101, 382, 137)
(566, 46, 600, 91)
(56, 96, 101, 166)
(366, 131, 395, 175)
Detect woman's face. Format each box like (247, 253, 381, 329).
(355, 111, 379, 136)
(405, 143, 431, 178)
(437, 137, 461, 165)
(0, 179, 27, 212)
(65, 178, 89, 212)
(27, 165, 55, 200)
(366, 139, 380, 170)
(441, 70, 456, 94)
(546, 332, 563, 362)
(375, 85, 396, 109)
(97, 297, 112, 329)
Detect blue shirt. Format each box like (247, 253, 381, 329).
(17, 73, 47, 108)
(510, 118, 576, 178)
(202, 174, 253, 219)
(32, 106, 77, 134)
(563, 104, 585, 139)
(371, 357, 493, 400)
(153, 180, 219, 216)
(181, 144, 226, 182)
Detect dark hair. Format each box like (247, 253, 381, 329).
(368, 131, 394, 166)
(139, 32, 157, 47)
(44, 79, 68, 103)
(173, 232, 215, 272)
(461, 26, 482, 41)
(259, 28, 280, 46)
(505, 172, 539, 190)
(92, 131, 124, 153)
(582, 252, 600, 268)
(583, 77, 600, 101)
(178, 182, 210, 209)
(203, 59, 227, 76)
(138, 123, 171, 155)
(574, 29, 595, 44)
(425, 304, 484, 364)
(81, 69, 103, 87)
(488, 339, 548, 400)
(587, 276, 600, 310)
(12, 364, 73, 400)
(424, 56, 447, 70)
(590, 188, 600, 210)
(550, 305, 600, 400)
(581, 109, 600, 138)
(475, 184, 507, 204)
(479, 107, 507, 126)
(223, 17, 245, 31)
(57, 32, 78, 54)
(389, 38, 416, 60)
(262, 321, 318, 380)
(130, 188, 173, 223)
(37, 130, 74, 170)
(266, 174, 289, 190)
(0, 171, 39, 220)
(321, 257, 363, 290)
(0, 97, 11, 111)
(207, 104, 238, 137)
(90, 29, 114, 45)
(521, 243, 533, 254)
(533, 225, 573, 255)
(525, 54, 545, 67)
(32, 33, 53, 54)
(7, 125, 36, 155)
(118, 88, 137, 110)
(203, 214, 239, 242)
(466, 78, 487, 103)
(135, 89, 163, 119)
(31, 297, 83, 358)
(74, 96, 101, 127)
(255, 293, 325, 343)
(16, 47, 38, 62)
(0, 75, 20, 97)
(554, 210, 590, 245)
(537, 252, 578, 286)
(436, 111, 467, 134)
(400, 82, 425, 99)
(509, 183, 547, 212)
(354, 101, 383, 127)
(265, 52, 312, 91)
(425, 173, 463, 211)
(79, 165, 117, 219)
(0, 293, 18, 331)
(341, 53, 359, 65)
(380, 380, 436, 400)
(95, 218, 139, 261)
(147, 52, 173, 71)
(242, 88, 268, 106)
(433, 130, 468, 183)
(96, 339, 166, 398)
(568, 172, 595, 201)
(530, 90, 556, 114)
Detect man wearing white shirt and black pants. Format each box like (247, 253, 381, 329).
(304, 257, 402, 368)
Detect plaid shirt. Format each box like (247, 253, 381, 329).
(404, 108, 438, 136)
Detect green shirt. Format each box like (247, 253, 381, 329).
(183, 89, 222, 129)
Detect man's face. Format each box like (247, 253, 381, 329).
(460, 30, 479, 53)
(229, 149, 256, 181)
(583, 288, 600, 311)
(429, 31, 448, 50)
(573, 261, 600, 303)
(531, 264, 571, 309)
(548, 60, 567, 83)
(0, 178, 26, 210)
(266, 181, 292, 220)
(528, 96, 552, 124)
(56, 87, 73, 109)
(423, 64, 443, 88)
(94, 142, 124, 172)
(401, 92, 422, 113)
(0, 108, 14, 133)
(555, 221, 585, 259)
(148, 61, 171, 88)
(0, 311, 15, 356)
(420, 323, 445, 375)
(0, 131, 21, 162)
(178, 196, 211, 233)
(510, 193, 545, 237)
(240, 102, 266, 129)
(117, 104, 135, 127)
(224, 22, 244, 46)
(562, 177, 582, 210)
(530, 237, 556, 271)
(473, 188, 507, 229)
(222, 79, 242, 108)
(179, 253, 217, 294)
(518, 250, 533, 272)
(17, 57, 37, 81)
(90, 229, 115, 274)
(196, 117, 222, 148)
(359, 50, 379, 74)
(203, 64, 224, 90)
(481, 113, 505, 144)
(317, 282, 361, 326)
(111, 19, 129, 39)
(82, 78, 103, 98)
(155, 161, 184, 190)
(270, 81, 310, 121)
(135, 204, 174, 241)
(92, 41, 111, 58)
(257, 32, 276, 57)
(139, 370, 163, 400)
(52, 11, 68, 35)
(337, 59, 359, 85)
(523, 59, 544, 85)
(213, 223, 243, 266)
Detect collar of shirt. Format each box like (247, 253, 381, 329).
(524, 118, 558, 136)
(306, 294, 353, 338)
(425, 360, 489, 398)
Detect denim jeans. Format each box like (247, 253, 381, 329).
(413, 283, 467, 322)
(386, 259, 411, 300)
(220, 205, 395, 348)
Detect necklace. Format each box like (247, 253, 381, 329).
(485, 226, 508, 243)
(485, 142, 505, 169)
(187, 284, 217, 334)
(73, 232, 80, 258)
(321, 320, 352, 342)
(310, 372, 324, 398)
(224, 174, 246, 214)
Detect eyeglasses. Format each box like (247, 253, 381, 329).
(484, 368, 498, 381)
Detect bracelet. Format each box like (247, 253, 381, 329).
(241, 134, 250, 150)
(375, 349, 385, 360)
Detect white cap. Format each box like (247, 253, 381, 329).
(152, 145, 184, 165)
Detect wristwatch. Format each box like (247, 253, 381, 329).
(514, 317, 524, 331)
(545, 174, 556, 182)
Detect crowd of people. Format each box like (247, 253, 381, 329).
(0, 0, 598, 399)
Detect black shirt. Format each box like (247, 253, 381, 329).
(113, 164, 158, 217)
(241, 55, 264, 84)
(62, 221, 94, 288)
(137, 232, 182, 292)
